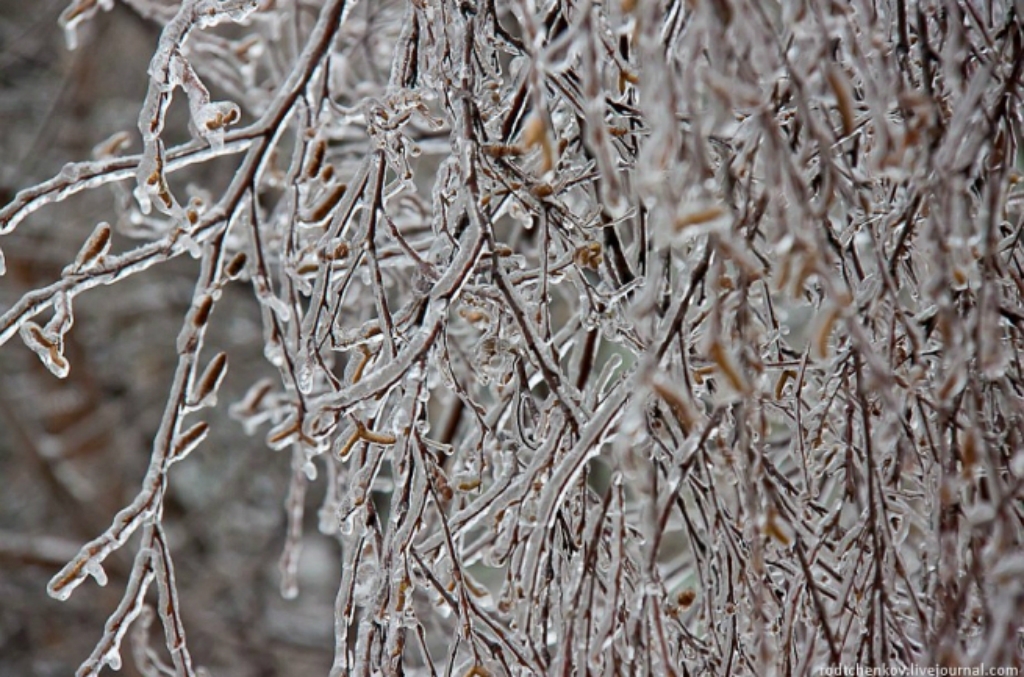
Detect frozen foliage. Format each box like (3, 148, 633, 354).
(2, 0, 1024, 674)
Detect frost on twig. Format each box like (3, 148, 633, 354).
(3, 0, 1024, 674)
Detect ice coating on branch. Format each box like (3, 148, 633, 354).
(132, 0, 251, 218)
(58, 0, 115, 50)
(166, 51, 242, 149)
(194, 0, 260, 28)
(9, 0, 1024, 674)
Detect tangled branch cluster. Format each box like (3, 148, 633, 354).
(2, 0, 1024, 674)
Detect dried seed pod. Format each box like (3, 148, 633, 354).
(674, 205, 726, 231)
(74, 222, 112, 271)
(457, 477, 482, 492)
(335, 428, 362, 460)
(267, 418, 301, 450)
(20, 322, 70, 378)
(523, 115, 546, 148)
(676, 588, 696, 608)
(531, 182, 555, 199)
(617, 68, 639, 93)
(483, 143, 523, 158)
(826, 66, 856, 137)
(433, 471, 454, 502)
(191, 352, 228, 407)
(812, 305, 842, 359)
(574, 241, 603, 270)
(458, 308, 490, 324)
(295, 259, 320, 276)
(774, 369, 797, 400)
(360, 425, 397, 446)
(224, 251, 247, 279)
(523, 115, 554, 172)
(191, 294, 213, 329)
(708, 339, 751, 396)
(233, 378, 274, 417)
(21, 323, 51, 351)
(937, 363, 967, 404)
(765, 509, 793, 547)
(306, 138, 327, 178)
(349, 344, 372, 384)
(322, 239, 350, 262)
(693, 365, 716, 386)
(309, 183, 347, 222)
(651, 377, 695, 435)
(171, 422, 209, 462)
(91, 131, 132, 160)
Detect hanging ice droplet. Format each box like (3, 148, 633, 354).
(297, 355, 315, 394)
(280, 573, 299, 600)
(302, 460, 317, 481)
(264, 338, 285, 367)
(340, 510, 357, 536)
(84, 560, 108, 587)
(180, 233, 202, 259)
(1011, 450, 1024, 478)
(391, 407, 412, 435)
(318, 505, 338, 535)
(103, 648, 122, 671)
(0, 245, 6, 276)
(62, 24, 79, 51)
(133, 182, 153, 215)
(262, 293, 291, 323)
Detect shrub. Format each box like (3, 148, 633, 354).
(2, 0, 1024, 675)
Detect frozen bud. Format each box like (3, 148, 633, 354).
(59, 0, 114, 50)
(20, 322, 70, 378)
(91, 130, 132, 160)
(73, 222, 112, 271)
(172, 422, 209, 462)
(191, 352, 228, 407)
(194, 102, 241, 149)
(224, 251, 248, 279)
